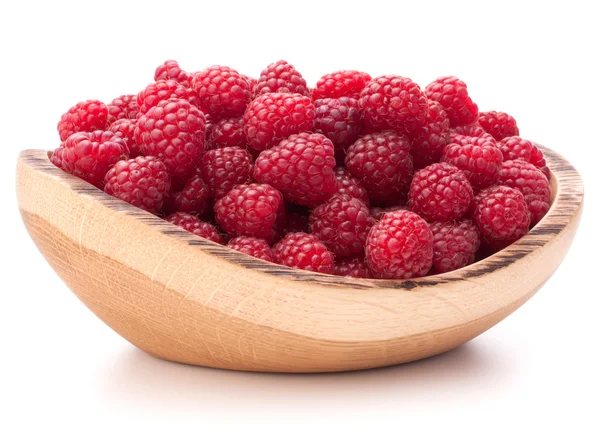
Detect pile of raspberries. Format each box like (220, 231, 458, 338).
(51, 60, 552, 279)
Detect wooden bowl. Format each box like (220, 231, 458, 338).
(16, 147, 583, 373)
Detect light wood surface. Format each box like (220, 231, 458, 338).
(15, 147, 583, 372)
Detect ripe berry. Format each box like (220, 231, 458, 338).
(478, 111, 519, 140)
(333, 167, 370, 205)
(253, 132, 338, 207)
(51, 130, 126, 188)
(214, 183, 285, 243)
(104, 156, 170, 213)
(165, 212, 223, 243)
(107, 119, 140, 157)
(57, 99, 108, 141)
(200, 147, 254, 200)
(410, 100, 450, 169)
(154, 60, 192, 87)
(345, 131, 413, 204)
(192, 65, 252, 117)
(430, 219, 481, 273)
(472, 185, 530, 250)
(448, 123, 492, 142)
(107, 94, 139, 124)
(309, 194, 375, 257)
(164, 174, 211, 216)
(243, 92, 315, 151)
(499, 136, 550, 179)
(334, 256, 370, 278)
(206, 116, 246, 150)
(370, 205, 407, 221)
(498, 160, 551, 225)
(408, 162, 474, 222)
(135, 98, 206, 177)
(359, 75, 428, 134)
(273, 232, 334, 274)
(313, 70, 372, 99)
(227, 236, 273, 262)
(242, 74, 257, 93)
(137, 79, 201, 114)
(425, 76, 479, 126)
(313, 97, 361, 149)
(531, 145, 551, 179)
(254, 60, 310, 97)
(365, 210, 433, 279)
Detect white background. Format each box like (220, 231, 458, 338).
(1, 0, 598, 432)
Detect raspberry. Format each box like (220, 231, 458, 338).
(448, 123, 488, 139)
(51, 130, 126, 188)
(441, 134, 503, 190)
(165, 212, 223, 244)
(107, 119, 140, 157)
(273, 232, 334, 274)
(200, 147, 254, 199)
(242, 74, 257, 93)
(370, 205, 407, 221)
(309, 194, 375, 257)
(478, 111, 519, 140)
(313, 97, 361, 149)
(312, 70, 372, 99)
(359, 75, 428, 134)
(137, 79, 201, 114)
(206, 116, 246, 150)
(154, 60, 191, 87)
(243, 92, 315, 151)
(531, 145, 551, 179)
(227, 236, 273, 262)
(498, 136, 550, 178)
(410, 100, 450, 169)
(57, 99, 108, 141)
(345, 131, 413, 204)
(333, 167, 370, 205)
(365, 210, 433, 279)
(472, 185, 530, 250)
(192, 65, 252, 117)
(430, 219, 480, 273)
(214, 183, 285, 243)
(283, 212, 309, 234)
(425, 76, 479, 126)
(104, 156, 170, 213)
(164, 174, 211, 216)
(253, 132, 337, 207)
(135, 98, 206, 177)
(498, 160, 551, 225)
(107, 94, 139, 124)
(254, 60, 309, 97)
(334, 256, 370, 278)
(408, 162, 474, 222)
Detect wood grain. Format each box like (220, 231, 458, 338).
(16, 147, 583, 372)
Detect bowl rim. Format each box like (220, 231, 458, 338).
(20, 145, 583, 290)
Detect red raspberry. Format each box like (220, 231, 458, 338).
(254, 60, 309, 97)
(283, 212, 309, 234)
(408, 162, 474, 222)
(441, 134, 503, 190)
(313, 97, 361, 149)
(430, 219, 481, 273)
(334, 167, 370, 205)
(345, 131, 413, 204)
(253, 132, 337, 207)
(410, 100, 450, 169)
(154, 60, 192, 87)
(478, 111, 519, 140)
(498, 136, 550, 179)
(531, 145, 550, 179)
(51, 130, 126, 188)
(164, 174, 211, 216)
(107, 119, 140, 157)
(370, 205, 407, 221)
(137, 79, 201, 114)
(359, 75, 428, 134)
(448, 123, 489, 140)
(498, 160, 551, 225)
(200, 147, 254, 200)
(273, 232, 334, 274)
(165, 212, 223, 244)
(309, 194, 375, 257)
(135, 98, 206, 177)
(214, 183, 285, 243)
(57, 100, 108, 141)
(227, 236, 273, 262)
(243, 92, 315, 151)
(472, 185, 530, 250)
(425, 76, 479, 126)
(107, 94, 139, 124)
(334, 256, 370, 278)
(365, 210, 433, 279)
(206, 116, 246, 150)
(104, 156, 170, 213)
(312, 70, 372, 99)
(192, 65, 252, 117)
(242, 74, 257, 93)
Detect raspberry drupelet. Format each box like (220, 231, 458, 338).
(424, 76, 479, 126)
(313, 70, 372, 100)
(254, 60, 310, 97)
(57, 99, 108, 141)
(227, 236, 273, 262)
(165, 212, 223, 244)
(192, 65, 252, 117)
(430, 219, 480, 273)
(478, 111, 519, 141)
(273, 232, 335, 274)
